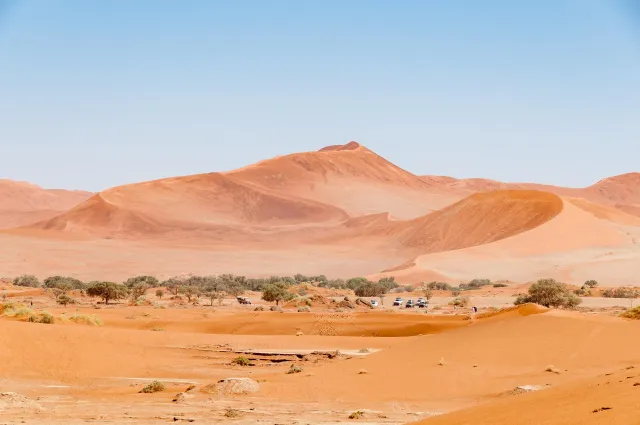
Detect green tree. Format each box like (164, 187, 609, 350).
(124, 275, 159, 288)
(514, 278, 581, 308)
(261, 282, 290, 306)
(155, 289, 164, 299)
(86, 282, 129, 305)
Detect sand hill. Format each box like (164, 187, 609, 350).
(0, 179, 91, 228)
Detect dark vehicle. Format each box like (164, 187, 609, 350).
(236, 296, 252, 305)
(405, 299, 415, 308)
(417, 299, 429, 308)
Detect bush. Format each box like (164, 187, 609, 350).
(601, 287, 640, 299)
(13, 274, 41, 288)
(354, 282, 387, 297)
(155, 289, 164, 299)
(451, 290, 461, 296)
(139, 381, 165, 393)
(620, 306, 640, 320)
(426, 281, 452, 291)
(66, 314, 103, 326)
(43, 276, 86, 292)
(451, 296, 470, 307)
(28, 312, 54, 324)
(423, 288, 433, 300)
(583, 280, 599, 288)
(514, 278, 582, 308)
(286, 364, 303, 374)
(349, 411, 365, 419)
(297, 306, 311, 312)
(493, 283, 508, 288)
(232, 356, 252, 366)
(460, 279, 492, 290)
(56, 294, 75, 306)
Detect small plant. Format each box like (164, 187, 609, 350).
(451, 290, 461, 296)
(451, 296, 470, 307)
(224, 408, 241, 418)
(38, 312, 55, 324)
(620, 306, 640, 320)
(297, 306, 311, 312)
(358, 348, 370, 353)
(254, 306, 265, 311)
(493, 283, 508, 288)
(287, 364, 303, 374)
(151, 327, 165, 332)
(56, 294, 75, 306)
(67, 314, 103, 326)
(139, 380, 165, 393)
(232, 356, 252, 366)
(349, 410, 365, 419)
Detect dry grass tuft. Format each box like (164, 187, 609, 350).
(139, 380, 165, 393)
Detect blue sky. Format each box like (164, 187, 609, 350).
(1, 0, 639, 191)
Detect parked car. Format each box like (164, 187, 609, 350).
(405, 299, 415, 308)
(417, 299, 429, 308)
(370, 299, 379, 307)
(392, 297, 403, 306)
(236, 296, 252, 305)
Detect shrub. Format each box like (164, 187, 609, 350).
(232, 356, 252, 366)
(56, 294, 75, 306)
(224, 409, 241, 418)
(286, 364, 303, 374)
(460, 279, 491, 290)
(67, 314, 103, 326)
(27, 312, 54, 324)
(349, 411, 365, 419)
(423, 288, 433, 300)
(378, 276, 399, 291)
(2, 304, 35, 318)
(155, 289, 164, 299)
(139, 381, 165, 393)
(493, 283, 508, 288)
(254, 306, 265, 311)
(43, 276, 86, 292)
(601, 287, 640, 299)
(124, 275, 159, 288)
(451, 290, 461, 296)
(13, 274, 41, 288)
(514, 278, 582, 308)
(426, 281, 452, 291)
(297, 306, 311, 312)
(354, 282, 387, 297)
(620, 306, 640, 320)
(346, 277, 370, 290)
(451, 296, 470, 307)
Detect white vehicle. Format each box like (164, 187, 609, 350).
(370, 299, 379, 307)
(392, 297, 403, 306)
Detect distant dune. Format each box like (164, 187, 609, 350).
(0, 179, 92, 228)
(1, 142, 639, 284)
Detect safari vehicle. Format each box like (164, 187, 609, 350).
(236, 296, 252, 305)
(392, 297, 403, 306)
(405, 299, 415, 308)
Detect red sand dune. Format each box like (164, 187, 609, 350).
(343, 190, 563, 253)
(0, 179, 91, 228)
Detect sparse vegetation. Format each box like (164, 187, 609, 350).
(426, 281, 452, 291)
(286, 364, 303, 374)
(601, 287, 640, 299)
(349, 410, 365, 419)
(514, 278, 582, 308)
(139, 380, 165, 393)
(297, 305, 311, 312)
(620, 306, 640, 320)
(358, 348, 370, 353)
(459, 279, 492, 290)
(155, 289, 164, 299)
(13, 274, 40, 288)
(493, 283, 508, 288)
(232, 356, 252, 366)
(66, 314, 103, 326)
(28, 312, 55, 324)
(224, 408, 241, 418)
(56, 294, 75, 306)
(451, 296, 470, 307)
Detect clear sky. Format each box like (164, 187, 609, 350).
(1, 0, 639, 191)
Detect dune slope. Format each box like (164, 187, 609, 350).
(0, 179, 91, 228)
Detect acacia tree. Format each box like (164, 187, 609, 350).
(515, 278, 581, 308)
(261, 282, 290, 306)
(13, 275, 41, 288)
(86, 282, 129, 305)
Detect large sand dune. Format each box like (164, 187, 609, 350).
(0, 179, 91, 228)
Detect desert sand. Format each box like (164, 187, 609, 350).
(2, 141, 640, 424)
